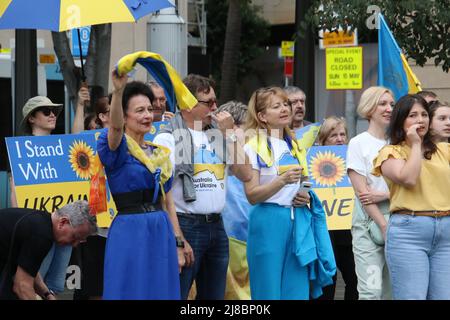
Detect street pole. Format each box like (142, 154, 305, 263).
(294, 0, 315, 122)
(14, 29, 37, 136)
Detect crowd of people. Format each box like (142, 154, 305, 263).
(0, 65, 449, 300)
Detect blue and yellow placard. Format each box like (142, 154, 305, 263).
(147, 121, 168, 141)
(6, 132, 115, 228)
(306, 145, 355, 230)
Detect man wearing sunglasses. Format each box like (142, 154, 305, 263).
(20, 96, 63, 136)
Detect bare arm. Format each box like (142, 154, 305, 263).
(34, 273, 56, 300)
(244, 167, 302, 205)
(380, 124, 423, 188)
(13, 266, 38, 300)
(228, 134, 252, 182)
(380, 146, 422, 188)
(162, 190, 193, 269)
(348, 169, 388, 234)
(212, 112, 253, 183)
(108, 70, 128, 151)
(71, 86, 90, 134)
(9, 175, 18, 208)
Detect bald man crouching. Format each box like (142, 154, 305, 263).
(0, 200, 97, 300)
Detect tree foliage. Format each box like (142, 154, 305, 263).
(302, 0, 450, 72)
(206, 0, 270, 89)
(52, 24, 111, 110)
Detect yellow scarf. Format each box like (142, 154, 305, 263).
(247, 132, 309, 176)
(88, 134, 173, 216)
(125, 134, 173, 199)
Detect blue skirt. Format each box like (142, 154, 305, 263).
(103, 211, 180, 300)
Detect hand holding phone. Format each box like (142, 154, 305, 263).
(298, 181, 312, 193)
(293, 181, 312, 207)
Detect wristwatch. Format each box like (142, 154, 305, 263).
(175, 236, 185, 248)
(43, 289, 55, 300)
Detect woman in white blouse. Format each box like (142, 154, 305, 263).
(346, 86, 394, 300)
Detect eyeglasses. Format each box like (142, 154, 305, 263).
(197, 98, 217, 108)
(68, 218, 87, 245)
(36, 106, 62, 117)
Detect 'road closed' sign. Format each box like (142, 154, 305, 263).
(326, 47, 363, 90)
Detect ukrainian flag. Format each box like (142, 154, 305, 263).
(116, 51, 197, 112)
(377, 14, 422, 100)
(222, 175, 252, 300)
(295, 121, 322, 149)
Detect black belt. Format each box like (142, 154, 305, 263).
(177, 212, 221, 223)
(113, 190, 162, 215)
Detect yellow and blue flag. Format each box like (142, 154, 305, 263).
(377, 14, 422, 100)
(116, 51, 197, 112)
(0, 0, 173, 32)
(295, 121, 322, 149)
(222, 175, 252, 300)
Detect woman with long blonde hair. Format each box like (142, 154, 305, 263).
(243, 87, 335, 299)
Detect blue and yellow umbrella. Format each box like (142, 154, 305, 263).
(0, 0, 173, 31)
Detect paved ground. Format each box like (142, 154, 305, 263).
(59, 271, 346, 300)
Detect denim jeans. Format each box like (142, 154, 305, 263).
(386, 214, 450, 300)
(178, 214, 229, 300)
(39, 244, 73, 293)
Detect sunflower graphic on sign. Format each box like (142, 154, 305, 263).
(68, 140, 96, 180)
(309, 150, 345, 187)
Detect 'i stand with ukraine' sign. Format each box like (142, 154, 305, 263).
(6, 123, 169, 228)
(6, 132, 115, 227)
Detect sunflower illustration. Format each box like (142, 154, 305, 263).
(309, 151, 346, 187)
(68, 140, 96, 180)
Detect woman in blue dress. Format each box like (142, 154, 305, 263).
(97, 70, 193, 300)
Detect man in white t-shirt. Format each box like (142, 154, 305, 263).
(153, 74, 251, 300)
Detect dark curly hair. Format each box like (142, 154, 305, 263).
(387, 94, 437, 160)
(121, 81, 154, 114)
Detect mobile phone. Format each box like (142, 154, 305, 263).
(298, 181, 313, 193)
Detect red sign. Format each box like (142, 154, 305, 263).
(284, 57, 293, 77)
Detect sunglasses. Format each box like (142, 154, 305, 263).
(36, 106, 62, 117)
(197, 98, 217, 108)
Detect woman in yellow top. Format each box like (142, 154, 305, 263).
(373, 94, 450, 300)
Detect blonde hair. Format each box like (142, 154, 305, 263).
(245, 87, 295, 139)
(357, 86, 394, 120)
(318, 116, 348, 145)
